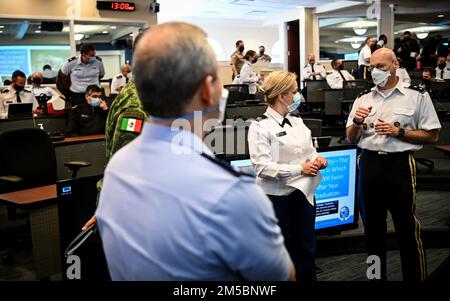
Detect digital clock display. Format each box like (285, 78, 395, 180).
(96, 1, 136, 11)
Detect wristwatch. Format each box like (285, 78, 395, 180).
(398, 128, 405, 138)
(352, 118, 363, 127)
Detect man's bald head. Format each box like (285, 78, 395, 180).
(32, 71, 43, 79)
(133, 22, 218, 118)
(308, 53, 315, 64)
(121, 64, 131, 74)
(370, 48, 398, 70)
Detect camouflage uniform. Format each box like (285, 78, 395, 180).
(97, 81, 147, 191)
(257, 53, 272, 63)
(230, 50, 245, 76)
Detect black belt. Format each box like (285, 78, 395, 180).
(363, 149, 413, 156)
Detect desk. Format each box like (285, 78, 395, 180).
(0, 115, 66, 134)
(54, 134, 106, 179)
(0, 185, 60, 280)
(435, 145, 450, 156)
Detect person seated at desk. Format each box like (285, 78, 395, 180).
(66, 84, 108, 136)
(420, 67, 436, 93)
(326, 59, 354, 89)
(0, 70, 39, 119)
(110, 64, 132, 94)
(303, 53, 326, 80)
(30, 71, 65, 115)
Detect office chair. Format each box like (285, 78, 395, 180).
(302, 118, 322, 137)
(0, 128, 91, 264)
(224, 84, 249, 94)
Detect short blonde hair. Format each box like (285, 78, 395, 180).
(259, 71, 297, 105)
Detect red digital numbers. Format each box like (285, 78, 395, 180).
(107, 2, 135, 11)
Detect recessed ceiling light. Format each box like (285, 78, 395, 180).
(102, 31, 108, 34)
(110, 26, 117, 29)
(0, 25, 4, 28)
(437, 14, 444, 18)
(0, 30, 3, 33)
(35, 30, 41, 33)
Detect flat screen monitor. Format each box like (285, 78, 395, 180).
(7, 103, 33, 118)
(224, 145, 359, 233)
(315, 145, 358, 232)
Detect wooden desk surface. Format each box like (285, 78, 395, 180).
(434, 145, 450, 154)
(53, 134, 105, 145)
(0, 184, 56, 206)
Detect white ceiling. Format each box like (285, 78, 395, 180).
(157, 0, 362, 22)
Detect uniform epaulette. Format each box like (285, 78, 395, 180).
(358, 89, 372, 98)
(23, 89, 31, 93)
(1, 89, 9, 93)
(116, 75, 123, 79)
(256, 115, 268, 122)
(96, 56, 102, 62)
(68, 56, 76, 62)
(201, 153, 254, 178)
(72, 104, 79, 109)
(408, 85, 426, 94)
(304, 65, 308, 68)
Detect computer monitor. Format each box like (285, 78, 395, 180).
(341, 60, 358, 73)
(343, 80, 371, 101)
(315, 145, 358, 233)
(57, 174, 109, 280)
(430, 80, 450, 101)
(225, 103, 267, 121)
(305, 80, 329, 103)
(229, 156, 256, 177)
(224, 145, 359, 233)
(7, 103, 33, 118)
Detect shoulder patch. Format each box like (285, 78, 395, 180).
(408, 85, 426, 94)
(256, 115, 268, 122)
(72, 105, 79, 109)
(201, 153, 254, 178)
(95, 56, 102, 62)
(116, 75, 123, 79)
(68, 56, 76, 62)
(1, 89, 9, 93)
(120, 116, 143, 133)
(358, 89, 372, 98)
(23, 89, 31, 93)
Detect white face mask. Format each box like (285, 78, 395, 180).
(126, 72, 133, 80)
(217, 88, 229, 124)
(371, 67, 391, 87)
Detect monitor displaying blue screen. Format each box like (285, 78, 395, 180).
(228, 146, 358, 231)
(315, 147, 357, 230)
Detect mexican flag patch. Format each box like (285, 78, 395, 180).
(120, 118, 143, 133)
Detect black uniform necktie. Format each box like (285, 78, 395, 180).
(441, 70, 444, 79)
(338, 70, 346, 81)
(311, 64, 316, 80)
(16, 90, 21, 103)
(281, 118, 292, 128)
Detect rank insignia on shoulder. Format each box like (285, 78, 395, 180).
(120, 117, 143, 133)
(276, 131, 287, 137)
(68, 56, 76, 62)
(358, 89, 372, 98)
(408, 85, 426, 94)
(116, 75, 122, 79)
(256, 115, 268, 122)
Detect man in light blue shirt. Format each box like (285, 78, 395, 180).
(61, 43, 105, 105)
(96, 22, 294, 281)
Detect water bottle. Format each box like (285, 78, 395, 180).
(313, 137, 319, 148)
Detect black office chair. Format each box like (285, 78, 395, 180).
(224, 84, 249, 94)
(0, 128, 90, 264)
(302, 118, 322, 137)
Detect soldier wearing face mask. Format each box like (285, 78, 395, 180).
(0, 70, 38, 119)
(30, 71, 65, 114)
(257, 45, 272, 63)
(435, 55, 450, 80)
(66, 84, 108, 136)
(110, 64, 132, 94)
(230, 40, 246, 81)
(61, 43, 105, 106)
(346, 48, 441, 281)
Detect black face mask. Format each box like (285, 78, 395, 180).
(14, 84, 24, 91)
(438, 63, 446, 70)
(251, 58, 257, 64)
(422, 79, 430, 86)
(238, 46, 244, 53)
(32, 78, 42, 85)
(259, 50, 264, 55)
(338, 64, 344, 70)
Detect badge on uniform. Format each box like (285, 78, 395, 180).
(120, 117, 143, 133)
(276, 131, 287, 137)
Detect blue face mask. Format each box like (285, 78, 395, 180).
(88, 56, 96, 64)
(282, 92, 302, 113)
(89, 98, 100, 107)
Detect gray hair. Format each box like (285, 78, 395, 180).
(133, 22, 218, 118)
